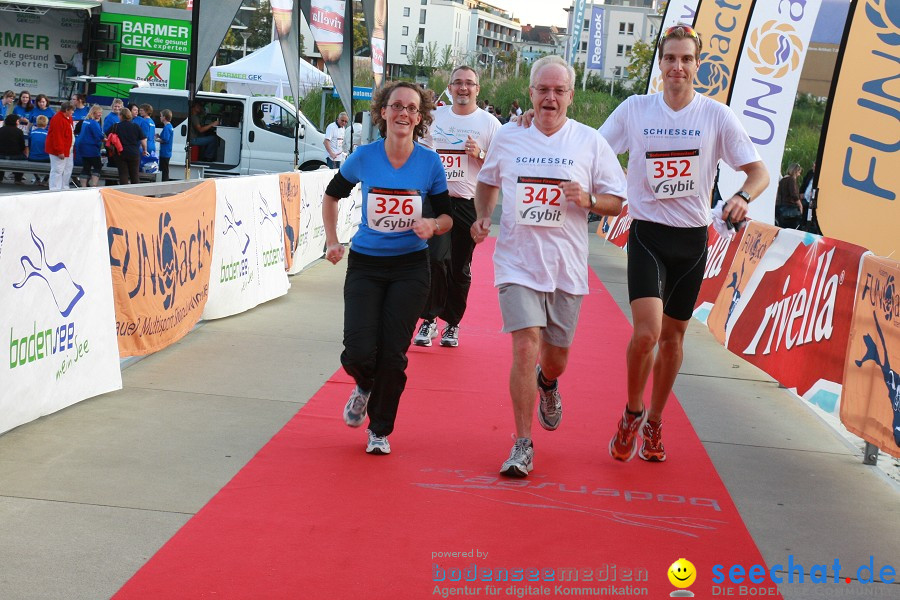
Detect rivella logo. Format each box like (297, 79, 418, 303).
(12, 226, 84, 318)
(746, 21, 803, 78)
(866, 0, 900, 46)
(695, 53, 731, 96)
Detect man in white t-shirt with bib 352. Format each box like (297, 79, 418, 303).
(602, 24, 769, 464)
(414, 65, 500, 348)
(472, 55, 627, 477)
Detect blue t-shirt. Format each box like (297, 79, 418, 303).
(75, 119, 104, 158)
(138, 116, 156, 153)
(13, 105, 32, 122)
(30, 106, 55, 124)
(72, 106, 89, 122)
(28, 127, 48, 161)
(158, 122, 173, 159)
(339, 140, 448, 257)
(103, 111, 120, 134)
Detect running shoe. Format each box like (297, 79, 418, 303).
(639, 419, 666, 462)
(440, 324, 460, 347)
(500, 438, 534, 477)
(608, 408, 647, 462)
(365, 429, 391, 454)
(414, 320, 438, 346)
(536, 365, 562, 431)
(342, 385, 370, 427)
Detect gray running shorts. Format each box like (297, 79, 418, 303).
(498, 283, 583, 348)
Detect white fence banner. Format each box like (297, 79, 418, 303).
(1, 190, 122, 435)
(203, 175, 290, 319)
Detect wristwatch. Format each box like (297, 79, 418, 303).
(589, 196, 597, 209)
(478, 149, 485, 160)
(735, 190, 751, 203)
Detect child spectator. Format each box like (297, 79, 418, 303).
(156, 108, 173, 182)
(138, 103, 157, 156)
(28, 114, 50, 185)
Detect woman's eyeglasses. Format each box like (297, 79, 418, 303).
(388, 103, 420, 115)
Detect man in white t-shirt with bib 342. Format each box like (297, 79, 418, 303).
(472, 55, 627, 478)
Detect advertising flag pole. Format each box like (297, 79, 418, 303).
(186, 0, 201, 180)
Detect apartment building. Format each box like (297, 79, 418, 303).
(520, 25, 568, 65)
(386, 0, 521, 77)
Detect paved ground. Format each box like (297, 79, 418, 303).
(1, 217, 898, 599)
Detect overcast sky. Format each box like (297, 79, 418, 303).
(487, 0, 572, 29)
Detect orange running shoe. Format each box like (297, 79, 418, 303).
(608, 408, 646, 461)
(639, 419, 666, 462)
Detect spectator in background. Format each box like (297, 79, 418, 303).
(129, 104, 139, 119)
(71, 93, 89, 123)
(76, 104, 104, 188)
(156, 108, 174, 182)
(190, 102, 219, 161)
(775, 163, 803, 229)
(45, 101, 75, 191)
(138, 104, 157, 157)
(0, 90, 15, 119)
(31, 94, 55, 126)
(114, 107, 148, 185)
(349, 111, 363, 153)
(104, 98, 124, 134)
(28, 114, 50, 185)
(800, 161, 816, 227)
(324, 111, 349, 168)
(0, 113, 27, 184)
(13, 90, 34, 133)
(66, 43, 84, 78)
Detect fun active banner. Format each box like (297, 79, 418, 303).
(691, 0, 756, 104)
(2, 190, 122, 436)
(706, 220, 779, 345)
(102, 182, 216, 357)
(841, 254, 900, 458)
(815, 0, 900, 258)
(202, 175, 290, 320)
(716, 0, 822, 225)
(693, 224, 746, 324)
(647, 0, 700, 94)
(602, 202, 632, 250)
(280, 172, 302, 272)
(717, 229, 867, 414)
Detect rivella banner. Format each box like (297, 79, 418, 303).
(603, 202, 632, 250)
(102, 182, 216, 357)
(203, 176, 290, 320)
(691, 0, 755, 104)
(693, 224, 745, 324)
(841, 254, 900, 458)
(716, 0, 822, 225)
(647, 0, 700, 94)
(301, 0, 353, 114)
(2, 190, 122, 436)
(816, 0, 900, 258)
(719, 229, 867, 414)
(0, 8, 87, 97)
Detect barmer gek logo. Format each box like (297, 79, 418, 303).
(867, 0, 900, 46)
(695, 53, 731, 96)
(855, 310, 900, 447)
(746, 20, 803, 78)
(13, 225, 84, 318)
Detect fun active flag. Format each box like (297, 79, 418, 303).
(647, 0, 700, 94)
(815, 0, 900, 258)
(691, 0, 755, 104)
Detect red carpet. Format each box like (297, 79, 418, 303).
(115, 239, 778, 599)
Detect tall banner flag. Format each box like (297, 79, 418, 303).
(102, 182, 217, 357)
(716, 0, 822, 225)
(568, 0, 588, 66)
(2, 191, 122, 436)
(647, 0, 701, 94)
(586, 5, 605, 72)
(301, 0, 354, 115)
(815, 0, 900, 258)
(691, 0, 756, 104)
(842, 254, 900, 458)
(193, 0, 245, 94)
(716, 229, 867, 414)
(273, 0, 304, 112)
(361, 0, 388, 89)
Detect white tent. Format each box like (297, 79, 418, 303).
(209, 41, 332, 103)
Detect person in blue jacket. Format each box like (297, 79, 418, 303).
(322, 81, 452, 456)
(75, 104, 105, 187)
(103, 98, 123, 134)
(138, 104, 156, 156)
(30, 94, 55, 126)
(12, 90, 34, 133)
(27, 114, 50, 185)
(156, 108, 173, 181)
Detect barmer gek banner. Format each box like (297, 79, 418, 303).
(2, 190, 122, 436)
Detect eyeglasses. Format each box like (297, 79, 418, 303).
(530, 86, 571, 96)
(662, 24, 699, 41)
(388, 103, 420, 115)
(451, 80, 479, 88)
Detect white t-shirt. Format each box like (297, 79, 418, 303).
(422, 105, 500, 199)
(599, 92, 760, 228)
(324, 120, 346, 162)
(478, 119, 627, 295)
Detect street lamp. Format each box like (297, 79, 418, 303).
(240, 30, 252, 57)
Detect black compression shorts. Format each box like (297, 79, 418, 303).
(627, 219, 708, 321)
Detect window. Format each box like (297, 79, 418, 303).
(616, 44, 624, 57)
(403, 7, 410, 17)
(253, 102, 296, 138)
(402, 26, 408, 36)
(421, 0, 427, 4)
(401, 45, 408, 55)
(627, 23, 634, 35)
(418, 28, 425, 43)
(619, 22, 626, 34)
(626, 45, 632, 56)
(416, 47, 423, 60)
(614, 66, 622, 77)
(581, 41, 588, 51)
(420, 9, 426, 24)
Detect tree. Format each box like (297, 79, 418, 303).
(624, 38, 655, 91)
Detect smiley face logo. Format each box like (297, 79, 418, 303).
(668, 558, 697, 588)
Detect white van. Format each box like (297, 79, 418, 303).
(126, 88, 329, 175)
